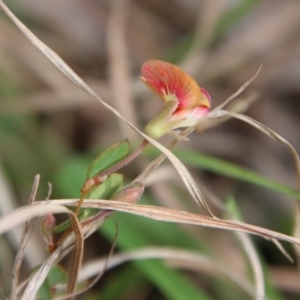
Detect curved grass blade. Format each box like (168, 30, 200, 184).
(0, 1, 214, 217)
(100, 215, 212, 300)
(54, 173, 124, 233)
(79, 247, 256, 298)
(0, 203, 84, 300)
(227, 198, 265, 300)
(173, 149, 300, 200)
(36, 266, 67, 300)
(46, 199, 300, 248)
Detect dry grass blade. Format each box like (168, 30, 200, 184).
(22, 209, 116, 300)
(222, 111, 300, 264)
(0, 204, 83, 300)
(58, 218, 119, 300)
(23, 245, 63, 300)
(134, 127, 215, 216)
(134, 127, 193, 183)
(197, 91, 260, 132)
(0, 2, 94, 94)
(206, 109, 300, 262)
(40, 181, 144, 293)
(78, 247, 255, 297)
(227, 199, 265, 300)
(213, 65, 262, 111)
(11, 175, 40, 300)
(0, 0, 214, 218)
(226, 91, 260, 113)
(0, 203, 80, 238)
(197, 69, 261, 133)
(235, 231, 265, 300)
(65, 221, 84, 299)
(45, 199, 300, 248)
(53, 210, 113, 264)
(271, 238, 293, 263)
(26, 217, 83, 300)
(223, 111, 300, 188)
(198, 108, 300, 189)
(23, 236, 73, 300)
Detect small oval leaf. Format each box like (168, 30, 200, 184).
(84, 173, 124, 218)
(54, 174, 124, 233)
(87, 140, 130, 179)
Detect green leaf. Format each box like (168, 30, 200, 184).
(83, 173, 124, 218)
(87, 140, 130, 179)
(54, 173, 124, 233)
(88, 173, 124, 199)
(55, 155, 89, 198)
(37, 266, 67, 300)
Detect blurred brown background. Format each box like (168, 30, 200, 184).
(1, 0, 300, 298)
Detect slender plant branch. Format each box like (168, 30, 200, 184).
(75, 138, 149, 215)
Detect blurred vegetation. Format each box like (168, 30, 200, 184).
(1, 0, 300, 299)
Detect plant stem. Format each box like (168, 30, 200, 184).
(74, 138, 149, 215)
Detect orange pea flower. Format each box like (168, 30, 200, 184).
(140, 60, 211, 138)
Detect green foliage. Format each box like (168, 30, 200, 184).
(54, 173, 124, 233)
(1, 1, 297, 298)
(164, 0, 261, 63)
(95, 266, 148, 300)
(86, 140, 130, 179)
(55, 156, 89, 199)
(83, 173, 124, 218)
(144, 147, 300, 199)
(37, 266, 67, 300)
(87, 173, 123, 200)
(175, 149, 300, 199)
(214, 0, 261, 41)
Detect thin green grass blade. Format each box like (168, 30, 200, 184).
(163, 0, 261, 63)
(174, 149, 300, 199)
(214, 0, 261, 41)
(144, 147, 300, 199)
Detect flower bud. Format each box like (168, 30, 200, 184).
(40, 214, 56, 252)
(111, 182, 144, 203)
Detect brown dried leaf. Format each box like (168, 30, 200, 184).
(214, 65, 262, 111)
(0, 203, 83, 300)
(220, 111, 300, 188)
(46, 199, 300, 248)
(11, 175, 40, 300)
(79, 247, 255, 298)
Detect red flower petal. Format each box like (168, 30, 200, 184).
(141, 60, 210, 109)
